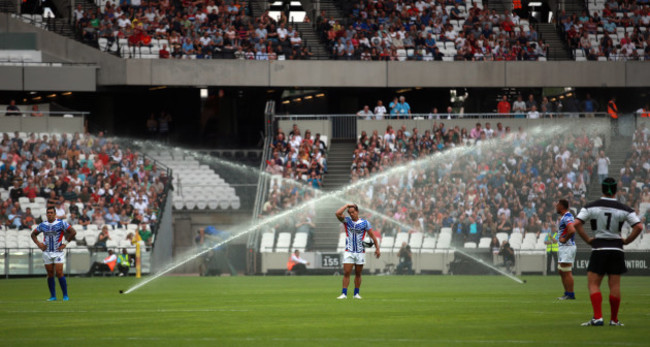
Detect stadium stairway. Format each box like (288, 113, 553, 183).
(294, 22, 329, 58)
(302, 0, 345, 23)
(537, 23, 572, 60)
(486, 0, 507, 12)
(586, 135, 633, 201)
(312, 200, 342, 251)
(250, 0, 267, 18)
(322, 139, 356, 192)
(75, 0, 100, 21)
(308, 139, 355, 251)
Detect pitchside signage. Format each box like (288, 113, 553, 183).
(320, 253, 341, 268)
(573, 251, 650, 275)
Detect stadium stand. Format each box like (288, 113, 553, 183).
(349, 119, 607, 254)
(0, 130, 169, 255)
(258, 124, 328, 250)
(561, 1, 650, 61)
(315, 0, 549, 61)
(25, 0, 321, 60)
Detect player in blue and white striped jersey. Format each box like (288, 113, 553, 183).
(335, 203, 380, 300)
(31, 206, 77, 301)
(555, 199, 577, 300)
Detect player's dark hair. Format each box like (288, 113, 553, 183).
(602, 177, 618, 196)
(46, 206, 55, 213)
(349, 204, 359, 212)
(558, 199, 569, 210)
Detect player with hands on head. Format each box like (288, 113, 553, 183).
(335, 203, 380, 299)
(31, 206, 77, 301)
(573, 178, 643, 326)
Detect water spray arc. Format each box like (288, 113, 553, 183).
(124, 123, 607, 293)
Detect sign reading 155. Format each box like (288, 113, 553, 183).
(322, 254, 340, 268)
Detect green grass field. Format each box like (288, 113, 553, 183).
(0, 275, 648, 346)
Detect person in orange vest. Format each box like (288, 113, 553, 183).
(636, 104, 650, 118)
(287, 249, 309, 275)
(608, 97, 619, 135)
(86, 249, 117, 277)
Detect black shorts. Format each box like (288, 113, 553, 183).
(587, 250, 627, 275)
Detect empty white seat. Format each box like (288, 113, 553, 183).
(274, 232, 292, 252)
(420, 236, 437, 253)
(259, 232, 275, 252)
(292, 233, 308, 252)
(436, 234, 451, 249)
(409, 232, 424, 249)
(463, 242, 477, 248)
(380, 236, 395, 251)
(477, 237, 491, 248)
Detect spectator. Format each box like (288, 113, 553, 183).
(497, 96, 511, 114)
(597, 150, 610, 184)
(527, 106, 540, 119)
(94, 225, 111, 250)
(512, 96, 526, 118)
(356, 105, 374, 120)
(374, 100, 387, 120)
(138, 223, 153, 246)
(30, 105, 44, 117)
(5, 100, 21, 116)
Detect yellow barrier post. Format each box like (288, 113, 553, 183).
(136, 243, 141, 278)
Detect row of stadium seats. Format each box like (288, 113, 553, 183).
(148, 151, 241, 210)
(256, 227, 650, 253)
(259, 232, 309, 253)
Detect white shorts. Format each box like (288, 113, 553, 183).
(343, 251, 365, 265)
(558, 245, 577, 264)
(43, 251, 66, 265)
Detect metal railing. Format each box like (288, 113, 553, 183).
(274, 112, 611, 120)
(0, 110, 89, 117)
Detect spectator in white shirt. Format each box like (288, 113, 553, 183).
(527, 105, 540, 119)
(374, 100, 387, 120)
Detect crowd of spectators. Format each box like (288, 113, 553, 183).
(73, 0, 314, 60)
(0, 130, 168, 248)
(624, 124, 650, 228)
(259, 124, 328, 244)
(559, 1, 650, 61)
(316, 0, 549, 61)
(348, 120, 606, 247)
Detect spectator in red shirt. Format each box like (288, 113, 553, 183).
(159, 44, 170, 59)
(497, 95, 511, 114)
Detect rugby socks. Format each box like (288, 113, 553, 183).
(565, 291, 575, 299)
(341, 288, 347, 296)
(354, 288, 360, 296)
(47, 277, 56, 298)
(609, 295, 620, 323)
(590, 292, 603, 319)
(58, 276, 68, 297)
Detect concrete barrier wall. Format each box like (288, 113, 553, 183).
(0, 115, 84, 133)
